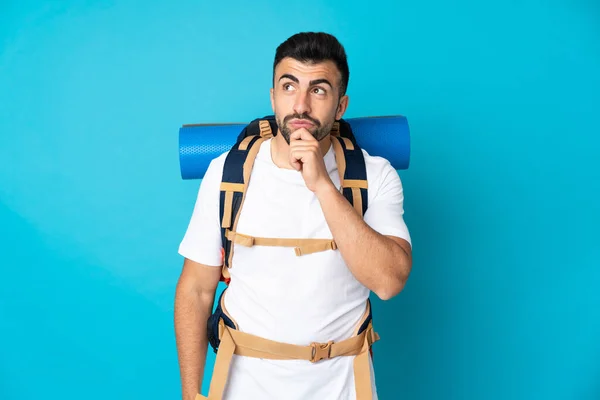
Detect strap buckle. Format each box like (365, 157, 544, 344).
(310, 340, 333, 363)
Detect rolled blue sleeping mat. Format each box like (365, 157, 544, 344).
(179, 115, 410, 179)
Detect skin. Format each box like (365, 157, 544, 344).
(174, 56, 412, 400)
(174, 259, 221, 400)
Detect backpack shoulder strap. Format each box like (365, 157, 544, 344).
(235, 115, 277, 142)
(219, 118, 273, 282)
(331, 119, 368, 217)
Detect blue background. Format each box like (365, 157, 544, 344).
(1, 1, 599, 399)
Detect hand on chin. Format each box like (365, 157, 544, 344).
(288, 128, 332, 193)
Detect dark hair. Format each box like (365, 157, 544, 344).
(273, 32, 350, 96)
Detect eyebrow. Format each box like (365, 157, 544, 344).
(279, 74, 333, 89)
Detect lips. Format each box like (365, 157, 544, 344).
(288, 120, 315, 129)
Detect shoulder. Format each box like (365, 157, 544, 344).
(192, 151, 230, 201)
(203, 151, 229, 182)
(361, 148, 401, 190)
(204, 137, 270, 184)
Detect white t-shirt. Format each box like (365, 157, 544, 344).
(179, 137, 411, 400)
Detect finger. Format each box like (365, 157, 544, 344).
(290, 147, 319, 158)
(289, 136, 319, 149)
(290, 152, 303, 171)
(290, 128, 316, 142)
(289, 130, 303, 141)
(289, 142, 319, 152)
(290, 149, 311, 166)
(290, 150, 320, 172)
(290, 149, 306, 163)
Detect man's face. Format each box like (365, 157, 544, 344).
(270, 57, 349, 144)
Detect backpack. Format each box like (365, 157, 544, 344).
(202, 116, 379, 400)
(217, 115, 369, 283)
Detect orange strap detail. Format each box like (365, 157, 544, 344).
(259, 120, 273, 138)
(352, 187, 363, 217)
(332, 137, 367, 217)
(330, 121, 340, 136)
(221, 321, 375, 361)
(226, 230, 337, 256)
(220, 182, 244, 192)
(220, 183, 245, 229)
(221, 191, 233, 228)
(331, 137, 346, 190)
(238, 135, 255, 151)
(344, 179, 368, 189)
(199, 299, 378, 400)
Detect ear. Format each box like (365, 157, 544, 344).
(335, 95, 349, 120)
(270, 87, 275, 113)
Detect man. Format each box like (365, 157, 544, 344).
(175, 32, 412, 400)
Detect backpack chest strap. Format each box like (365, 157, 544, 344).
(226, 229, 337, 256)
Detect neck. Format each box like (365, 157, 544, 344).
(270, 132, 332, 169)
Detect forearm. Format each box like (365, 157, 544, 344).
(316, 183, 411, 300)
(174, 284, 214, 400)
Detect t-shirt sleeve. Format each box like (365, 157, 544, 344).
(363, 159, 412, 248)
(177, 155, 226, 266)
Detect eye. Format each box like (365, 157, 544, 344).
(312, 87, 326, 95)
(283, 83, 295, 91)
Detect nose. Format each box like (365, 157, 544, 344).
(293, 89, 311, 116)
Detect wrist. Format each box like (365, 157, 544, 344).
(314, 179, 339, 199)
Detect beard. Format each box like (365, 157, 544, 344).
(276, 113, 334, 144)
